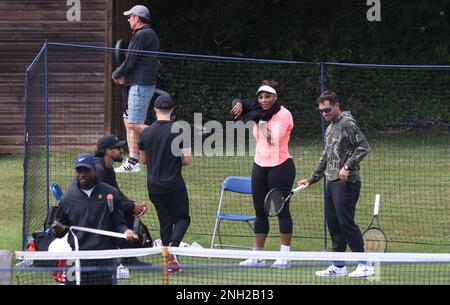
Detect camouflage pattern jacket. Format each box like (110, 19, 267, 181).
(308, 111, 370, 184)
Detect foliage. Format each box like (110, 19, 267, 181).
(137, 0, 450, 131)
(148, 0, 450, 64)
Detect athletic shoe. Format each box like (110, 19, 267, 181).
(239, 258, 266, 267)
(52, 270, 66, 283)
(271, 259, 291, 269)
(315, 265, 348, 277)
(114, 159, 140, 173)
(116, 264, 131, 279)
(348, 264, 375, 278)
(168, 243, 181, 272)
(52, 260, 67, 283)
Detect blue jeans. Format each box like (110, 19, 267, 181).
(124, 85, 155, 124)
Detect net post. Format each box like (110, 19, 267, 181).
(44, 41, 50, 212)
(22, 70, 30, 251)
(161, 247, 169, 285)
(0, 250, 13, 285)
(320, 62, 328, 251)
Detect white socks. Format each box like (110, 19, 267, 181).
(280, 245, 290, 252)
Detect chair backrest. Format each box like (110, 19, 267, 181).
(222, 176, 252, 194)
(49, 183, 64, 202)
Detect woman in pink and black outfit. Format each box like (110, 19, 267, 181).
(230, 80, 296, 268)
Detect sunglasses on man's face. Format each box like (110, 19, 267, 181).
(128, 14, 136, 19)
(318, 107, 333, 114)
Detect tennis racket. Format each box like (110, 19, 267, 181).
(114, 39, 128, 67)
(362, 194, 387, 252)
(264, 185, 307, 217)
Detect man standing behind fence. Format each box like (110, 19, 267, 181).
(298, 91, 374, 278)
(112, 4, 160, 173)
(139, 94, 192, 272)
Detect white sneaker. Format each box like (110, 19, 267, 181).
(315, 265, 348, 277)
(239, 258, 266, 267)
(114, 159, 141, 173)
(271, 259, 291, 269)
(348, 264, 375, 278)
(116, 264, 130, 279)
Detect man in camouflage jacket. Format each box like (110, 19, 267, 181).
(298, 91, 374, 278)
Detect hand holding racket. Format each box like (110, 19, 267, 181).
(264, 185, 307, 217)
(362, 193, 387, 252)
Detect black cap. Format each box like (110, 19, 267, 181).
(97, 134, 126, 152)
(154, 94, 174, 109)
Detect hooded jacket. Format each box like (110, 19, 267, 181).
(308, 111, 370, 184)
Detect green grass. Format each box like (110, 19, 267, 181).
(3, 129, 450, 284)
(0, 154, 23, 251)
(4, 131, 450, 253)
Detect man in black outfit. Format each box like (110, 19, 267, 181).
(139, 94, 192, 272)
(94, 134, 151, 265)
(52, 153, 138, 285)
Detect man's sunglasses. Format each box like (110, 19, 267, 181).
(318, 107, 333, 114)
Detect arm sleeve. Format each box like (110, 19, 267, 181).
(231, 99, 260, 123)
(118, 191, 134, 214)
(344, 121, 371, 170)
(307, 150, 327, 185)
(269, 110, 293, 145)
(231, 99, 258, 112)
(112, 194, 130, 233)
(52, 199, 70, 238)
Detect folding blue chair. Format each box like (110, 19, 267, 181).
(210, 176, 255, 249)
(49, 183, 63, 203)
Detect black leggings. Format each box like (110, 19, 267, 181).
(251, 158, 296, 234)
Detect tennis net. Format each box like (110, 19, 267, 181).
(11, 247, 450, 285)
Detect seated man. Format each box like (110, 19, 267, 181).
(94, 134, 151, 265)
(52, 153, 138, 285)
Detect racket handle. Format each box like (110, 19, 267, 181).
(107, 194, 114, 213)
(292, 184, 307, 194)
(374, 193, 381, 216)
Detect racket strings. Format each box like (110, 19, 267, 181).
(363, 228, 387, 252)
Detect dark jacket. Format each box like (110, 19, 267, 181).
(54, 180, 129, 250)
(112, 25, 160, 87)
(94, 157, 134, 214)
(231, 99, 261, 123)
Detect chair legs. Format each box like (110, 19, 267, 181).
(211, 218, 222, 249)
(246, 221, 254, 232)
(216, 220, 223, 249)
(211, 219, 255, 249)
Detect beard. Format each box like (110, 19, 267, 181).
(113, 155, 123, 163)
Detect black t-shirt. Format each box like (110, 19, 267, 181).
(139, 120, 188, 194)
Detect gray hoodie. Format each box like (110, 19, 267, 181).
(308, 111, 370, 184)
